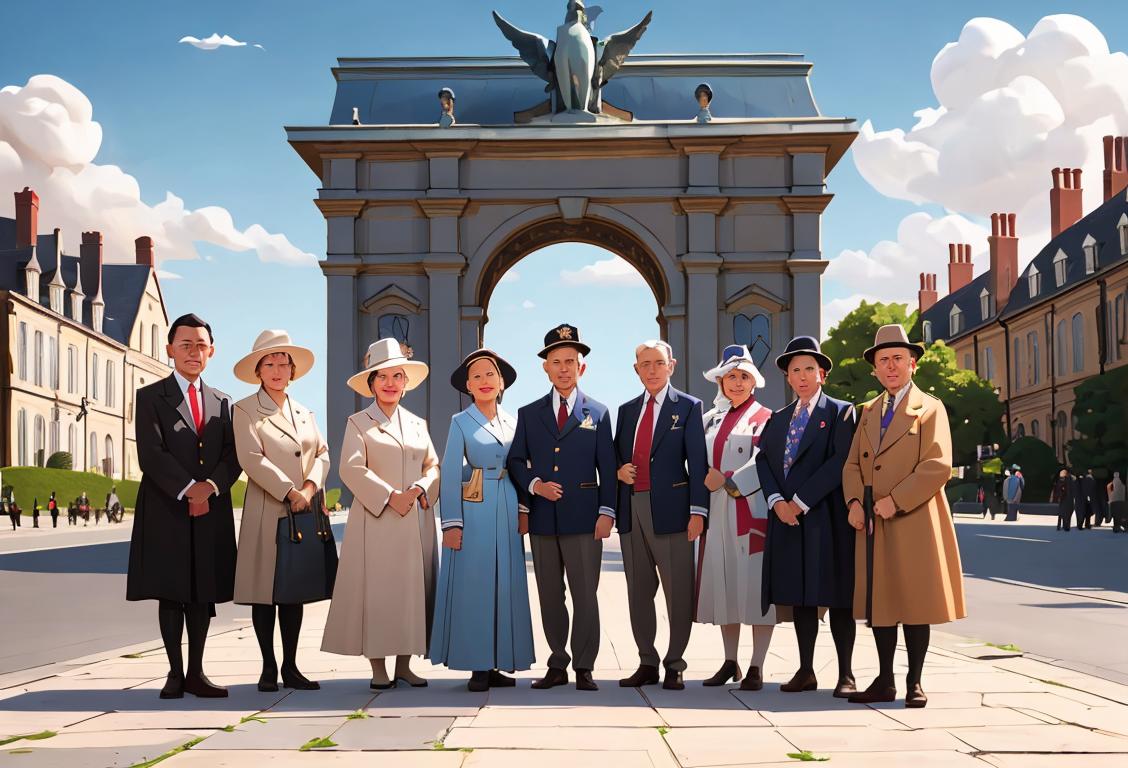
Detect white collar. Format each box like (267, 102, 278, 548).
(172, 370, 202, 397)
(641, 382, 670, 406)
(794, 386, 822, 415)
(552, 388, 578, 412)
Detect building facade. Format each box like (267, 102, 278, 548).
(1, 188, 172, 479)
(287, 53, 856, 492)
(919, 136, 1128, 462)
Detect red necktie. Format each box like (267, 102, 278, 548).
(557, 399, 568, 431)
(187, 383, 203, 433)
(632, 396, 655, 492)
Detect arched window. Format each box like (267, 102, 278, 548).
(1015, 423, 1026, 439)
(67, 345, 78, 393)
(1055, 319, 1067, 376)
(1119, 213, 1128, 255)
(68, 423, 76, 456)
(89, 432, 99, 472)
(152, 325, 161, 358)
(1031, 419, 1040, 439)
(1028, 331, 1040, 384)
(91, 352, 100, 400)
(983, 346, 996, 383)
(1071, 312, 1084, 372)
(16, 408, 28, 466)
(48, 336, 58, 389)
(105, 360, 115, 408)
(733, 312, 772, 368)
(1012, 337, 1021, 392)
(33, 330, 44, 386)
(17, 322, 27, 381)
(104, 435, 114, 476)
(922, 320, 932, 344)
(33, 415, 46, 466)
(49, 413, 59, 455)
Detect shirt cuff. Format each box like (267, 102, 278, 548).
(766, 493, 784, 509)
(690, 506, 708, 517)
(793, 495, 810, 514)
(528, 478, 541, 494)
(440, 520, 463, 530)
(177, 480, 194, 501)
(517, 504, 529, 514)
(598, 506, 616, 520)
(205, 480, 219, 496)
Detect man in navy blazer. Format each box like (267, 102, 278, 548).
(614, 340, 708, 690)
(508, 324, 617, 692)
(757, 336, 858, 698)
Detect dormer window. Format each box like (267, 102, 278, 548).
(1053, 249, 1068, 287)
(1082, 234, 1097, 275)
(1118, 213, 1127, 256)
(950, 305, 963, 336)
(922, 320, 933, 344)
(1028, 266, 1041, 298)
(980, 287, 991, 320)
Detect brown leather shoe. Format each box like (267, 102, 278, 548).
(183, 673, 228, 698)
(905, 682, 928, 708)
(575, 669, 599, 691)
(662, 670, 685, 690)
(531, 668, 569, 689)
(619, 664, 659, 687)
(847, 677, 896, 704)
(488, 670, 516, 687)
(833, 674, 857, 698)
(702, 660, 741, 687)
(159, 673, 184, 699)
(739, 665, 763, 691)
(780, 668, 818, 693)
(468, 671, 490, 692)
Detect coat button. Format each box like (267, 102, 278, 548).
(198, 442, 203, 449)
(199, 459, 204, 465)
(863, 452, 869, 458)
(294, 451, 301, 457)
(554, 447, 560, 453)
(738, 447, 743, 453)
(875, 465, 882, 471)
(553, 466, 559, 472)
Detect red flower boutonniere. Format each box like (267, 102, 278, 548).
(819, 420, 826, 429)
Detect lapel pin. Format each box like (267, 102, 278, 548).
(820, 420, 826, 428)
(672, 414, 680, 426)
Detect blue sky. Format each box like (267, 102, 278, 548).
(2, 1, 1127, 418)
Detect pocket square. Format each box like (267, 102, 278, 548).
(579, 414, 597, 430)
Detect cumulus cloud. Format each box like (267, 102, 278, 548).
(521, 299, 535, 310)
(0, 75, 314, 267)
(499, 269, 520, 284)
(179, 33, 264, 51)
(559, 256, 646, 287)
(853, 14, 1128, 244)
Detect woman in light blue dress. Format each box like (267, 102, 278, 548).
(429, 349, 535, 691)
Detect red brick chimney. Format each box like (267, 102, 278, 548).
(1104, 136, 1128, 201)
(14, 187, 39, 248)
(947, 242, 973, 295)
(989, 212, 1018, 312)
(135, 235, 155, 267)
(918, 272, 938, 314)
(80, 231, 104, 300)
(1050, 167, 1083, 238)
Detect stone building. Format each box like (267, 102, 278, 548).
(1, 188, 172, 478)
(919, 136, 1128, 461)
(286, 53, 856, 489)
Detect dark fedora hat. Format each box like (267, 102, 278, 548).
(863, 324, 925, 365)
(450, 348, 517, 395)
(775, 335, 833, 373)
(538, 323, 591, 358)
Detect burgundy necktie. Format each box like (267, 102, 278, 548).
(187, 384, 204, 433)
(632, 396, 655, 491)
(557, 399, 568, 432)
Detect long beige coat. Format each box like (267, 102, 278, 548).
(843, 381, 966, 627)
(232, 390, 330, 605)
(321, 402, 440, 658)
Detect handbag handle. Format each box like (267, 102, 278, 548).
(282, 497, 301, 543)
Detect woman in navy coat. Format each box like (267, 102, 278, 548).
(429, 349, 535, 691)
(757, 337, 858, 698)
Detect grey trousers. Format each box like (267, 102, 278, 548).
(530, 532, 603, 671)
(620, 492, 695, 672)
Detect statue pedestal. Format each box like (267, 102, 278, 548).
(530, 110, 627, 125)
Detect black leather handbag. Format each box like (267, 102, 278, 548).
(273, 489, 338, 604)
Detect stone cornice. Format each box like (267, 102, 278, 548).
(786, 259, 830, 275)
(676, 196, 729, 215)
(417, 198, 470, 218)
(314, 198, 366, 218)
(668, 137, 740, 155)
(782, 194, 833, 214)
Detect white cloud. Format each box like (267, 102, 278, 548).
(521, 299, 535, 310)
(179, 33, 263, 51)
(559, 256, 646, 287)
(499, 269, 520, 284)
(853, 14, 1128, 246)
(0, 75, 314, 267)
(155, 269, 181, 281)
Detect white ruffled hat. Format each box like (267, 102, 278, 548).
(702, 344, 766, 388)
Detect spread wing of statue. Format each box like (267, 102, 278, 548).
(493, 1, 652, 116)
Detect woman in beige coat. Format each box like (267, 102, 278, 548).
(321, 338, 440, 690)
(232, 330, 330, 692)
(842, 325, 966, 709)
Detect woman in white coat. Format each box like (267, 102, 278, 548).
(232, 330, 330, 692)
(696, 344, 778, 691)
(321, 339, 440, 689)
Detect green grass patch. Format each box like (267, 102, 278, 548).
(656, 726, 669, 736)
(787, 751, 830, 762)
(8, 749, 33, 754)
(126, 736, 204, 768)
(346, 710, 370, 720)
(0, 730, 56, 747)
(239, 715, 267, 725)
(120, 653, 144, 659)
(298, 736, 338, 752)
(986, 642, 1021, 653)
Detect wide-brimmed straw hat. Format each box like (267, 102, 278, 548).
(346, 338, 429, 397)
(863, 324, 925, 365)
(450, 348, 517, 395)
(702, 344, 766, 388)
(233, 329, 315, 384)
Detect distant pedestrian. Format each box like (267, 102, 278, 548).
(1081, 471, 1096, 529)
(1054, 469, 1074, 531)
(32, 498, 40, 528)
(48, 492, 59, 528)
(1003, 466, 1024, 521)
(4, 498, 15, 531)
(976, 484, 987, 517)
(1109, 472, 1126, 533)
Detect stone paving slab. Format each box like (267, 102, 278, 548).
(260, 678, 376, 718)
(946, 722, 1128, 753)
(981, 756, 1128, 768)
(328, 715, 454, 750)
(661, 726, 802, 766)
(776, 725, 970, 753)
(367, 679, 488, 717)
(193, 715, 347, 751)
(1, 737, 193, 768)
(463, 749, 656, 768)
(442, 726, 677, 768)
(162, 749, 469, 766)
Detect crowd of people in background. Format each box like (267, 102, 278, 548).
(1053, 468, 1127, 532)
(1, 487, 126, 530)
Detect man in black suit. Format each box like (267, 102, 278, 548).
(1081, 470, 1097, 529)
(758, 336, 859, 698)
(126, 314, 240, 699)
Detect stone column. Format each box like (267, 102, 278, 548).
(663, 303, 688, 392)
(315, 198, 365, 500)
(783, 195, 832, 337)
(679, 196, 728, 403)
(419, 198, 469, 450)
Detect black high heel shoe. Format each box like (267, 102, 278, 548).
(702, 660, 742, 687)
(281, 664, 320, 690)
(257, 666, 279, 693)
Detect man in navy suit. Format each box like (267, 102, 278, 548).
(757, 336, 858, 698)
(508, 324, 618, 691)
(614, 340, 708, 690)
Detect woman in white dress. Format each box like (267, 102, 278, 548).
(695, 344, 777, 691)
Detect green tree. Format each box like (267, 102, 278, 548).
(1067, 365, 1128, 477)
(823, 301, 918, 404)
(45, 451, 73, 470)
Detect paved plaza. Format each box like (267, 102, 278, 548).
(1, 515, 1127, 766)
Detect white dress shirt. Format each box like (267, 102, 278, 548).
(766, 386, 822, 514)
(172, 370, 218, 501)
(530, 388, 614, 519)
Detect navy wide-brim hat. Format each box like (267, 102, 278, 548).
(775, 335, 833, 373)
(538, 323, 591, 358)
(450, 348, 517, 395)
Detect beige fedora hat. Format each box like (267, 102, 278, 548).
(863, 324, 925, 365)
(233, 329, 315, 384)
(346, 338, 429, 397)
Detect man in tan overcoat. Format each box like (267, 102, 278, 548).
(842, 324, 966, 709)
